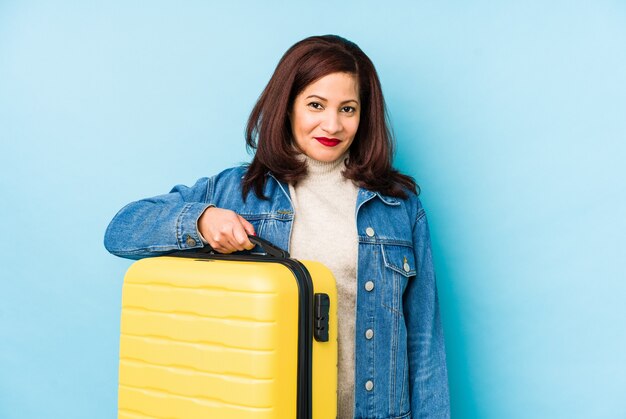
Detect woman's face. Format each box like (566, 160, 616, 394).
(290, 72, 360, 163)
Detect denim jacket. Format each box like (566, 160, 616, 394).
(104, 166, 450, 419)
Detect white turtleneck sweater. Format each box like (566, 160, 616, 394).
(288, 154, 360, 419)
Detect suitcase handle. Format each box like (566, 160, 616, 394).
(172, 235, 289, 259)
(248, 235, 290, 258)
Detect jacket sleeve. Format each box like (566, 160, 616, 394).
(103, 177, 214, 259)
(404, 206, 450, 418)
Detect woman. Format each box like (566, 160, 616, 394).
(105, 35, 450, 419)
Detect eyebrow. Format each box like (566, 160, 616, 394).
(305, 94, 359, 105)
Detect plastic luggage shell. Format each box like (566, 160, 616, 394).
(117, 242, 338, 419)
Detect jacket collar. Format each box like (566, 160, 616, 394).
(358, 189, 401, 206)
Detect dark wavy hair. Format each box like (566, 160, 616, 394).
(243, 34, 417, 199)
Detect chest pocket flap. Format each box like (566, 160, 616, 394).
(381, 244, 416, 277)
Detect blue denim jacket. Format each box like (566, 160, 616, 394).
(104, 166, 450, 419)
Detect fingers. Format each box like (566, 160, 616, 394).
(239, 215, 256, 236)
(231, 224, 249, 251)
(211, 224, 244, 253)
(238, 215, 256, 250)
(198, 207, 255, 253)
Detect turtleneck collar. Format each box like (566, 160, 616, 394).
(298, 153, 348, 176)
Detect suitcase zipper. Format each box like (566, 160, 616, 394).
(279, 258, 314, 419)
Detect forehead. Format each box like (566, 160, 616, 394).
(300, 72, 359, 99)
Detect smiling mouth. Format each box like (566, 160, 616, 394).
(314, 137, 341, 147)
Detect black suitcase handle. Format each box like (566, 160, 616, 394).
(247, 235, 290, 258)
(172, 235, 289, 259)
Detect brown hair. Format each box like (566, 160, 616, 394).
(243, 34, 417, 199)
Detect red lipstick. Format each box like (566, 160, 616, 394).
(314, 137, 341, 147)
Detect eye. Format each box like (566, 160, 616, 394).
(341, 106, 356, 113)
(307, 102, 323, 110)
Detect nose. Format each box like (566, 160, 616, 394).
(320, 111, 342, 134)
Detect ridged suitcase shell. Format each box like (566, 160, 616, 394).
(118, 255, 337, 419)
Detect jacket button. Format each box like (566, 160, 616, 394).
(403, 262, 410, 272)
(365, 227, 375, 237)
(365, 329, 374, 339)
(365, 380, 374, 391)
(186, 235, 197, 247)
(364, 281, 374, 291)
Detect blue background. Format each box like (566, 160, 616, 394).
(1, 1, 625, 418)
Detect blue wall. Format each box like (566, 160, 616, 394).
(1, 2, 625, 418)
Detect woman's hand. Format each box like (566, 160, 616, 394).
(198, 207, 256, 253)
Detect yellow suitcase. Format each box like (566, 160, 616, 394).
(117, 237, 338, 419)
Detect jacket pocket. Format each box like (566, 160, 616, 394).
(380, 243, 415, 316)
(382, 243, 416, 277)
